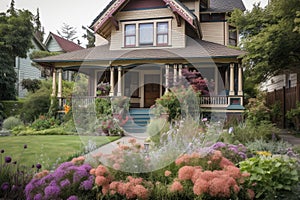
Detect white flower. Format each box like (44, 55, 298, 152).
(228, 127, 234, 134)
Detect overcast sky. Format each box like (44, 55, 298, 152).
(0, 0, 268, 45)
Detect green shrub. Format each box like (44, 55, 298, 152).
(12, 127, 76, 136)
(286, 102, 300, 131)
(0, 102, 6, 122)
(30, 116, 59, 131)
(240, 155, 299, 199)
(20, 81, 51, 123)
(246, 139, 294, 155)
(0, 100, 24, 117)
(95, 97, 111, 117)
(2, 116, 23, 130)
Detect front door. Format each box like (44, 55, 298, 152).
(144, 74, 160, 108)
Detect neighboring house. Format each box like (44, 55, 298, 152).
(35, 0, 246, 119)
(44, 32, 84, 81)
(15, 34, 47, 98)
(261, 73, 298, 92)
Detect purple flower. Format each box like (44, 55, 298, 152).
(80, 178, 94, 190)
(44, 185, 60, 198)
(13, 161, 17, 164)
(211, 142, 226, 149)
(57, 161, 73, 170)
(0, 149, 4, 153)
(25, 183, 35, 197)
(73, 168, 88, 183)
(33, 193, 43, 200)
(5, 156, 11, 163)
(24, 144, 27, 149)
(60, 179, 71, 188)
(202, 118, 208, 122)
(36, 164, 42, 169)
(67, 195, 78, 200)
(238, 152, 247, 159)
(1, 182, 10, 191)
(53, 169, 66, 180)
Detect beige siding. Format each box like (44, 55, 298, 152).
(182, 1, 195, 10)
(110, 8, 185, 50)
(95, 35, 109, 46)
(261, 74, 298, 92)
(200, 22, 225, 45)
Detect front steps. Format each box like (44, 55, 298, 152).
(122, 108, 151, 134)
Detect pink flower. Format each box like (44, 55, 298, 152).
(113, 163, 121, 170)
(128, 138, 136, 144)
(109, 181, 120, 190)
(102, 185, 109, 195)
(95, 165, 108, 176)
(133, 185, 149, 199)
(128, 176, 143, 185)
(89, 169, 95, 175)
(193, 178, 209, 195)
(219, 157, 234, 168)
(211, 150, 222, 161)
(95, 176, 107, 186)
(169, 181, 183, 192)
(247, 189, 255, 200)
(178, 166, 195, 181)
(164, 170, 172, 177)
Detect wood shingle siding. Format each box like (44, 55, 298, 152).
(200, 22, 226, 45)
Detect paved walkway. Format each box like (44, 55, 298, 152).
(279, 130, 300, 146)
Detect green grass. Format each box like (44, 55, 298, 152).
(0, 135, 120, 170)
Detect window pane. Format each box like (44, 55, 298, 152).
(126, 36, 135, 46)
(157, 35, 168, 44)
(157, 22, 168, 34)
(139, 23, 153, 45)
(125, 24, 135, 35)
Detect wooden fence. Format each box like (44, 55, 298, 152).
(266, 83, 300, 128)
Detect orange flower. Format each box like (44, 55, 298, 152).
(90, 168, 96, 175)
(95, 165, 108, 176)
(133, 184, 149, 200)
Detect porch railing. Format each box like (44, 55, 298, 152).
(200, 96, 228, 106)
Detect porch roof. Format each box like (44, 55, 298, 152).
(34, 38, 245, 66)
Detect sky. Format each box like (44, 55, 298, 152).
(0, 0, 268, 45)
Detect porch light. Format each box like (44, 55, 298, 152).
(144, 143, 150, 153)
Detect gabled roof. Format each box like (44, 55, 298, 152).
(34, 38, 245, 66)
(45, 32, 84, 52)
(32, 34, 47, 51)
(91, 0, 200, 35)
(203, 0, 246, 13)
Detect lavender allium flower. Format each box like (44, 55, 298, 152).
(80, 163, 92, 171)
(33, 193, 43, 200)
(13, 161, 17, 164)
(73, 168, 88, 183)
(57, 161, 73, 170)
(25, 183, 35, 197)
(1, 182, 9, 191)
(53, 169, 66, 179)
(0, 149, 4, 153)
(5, 156, 11, 163)
(44, 185, 60, 198)
(238, 152, 247, 159)
(211, 142, 226, 149)
(60, 179, 71, 188)
(24, 144, 27, 149)
(67, 195, 79, 200)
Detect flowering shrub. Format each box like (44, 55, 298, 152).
(2, 116, 23, 130)
(239, 154, 299, 199)
(25, 157, 95, 200)
(210, 142, 247, 163)
(30, 115, 59, 131)
(96, 82, 110, 96)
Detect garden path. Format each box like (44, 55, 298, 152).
(279, 130, 300, 146)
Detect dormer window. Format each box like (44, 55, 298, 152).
(123, 20, 170, 48)
(125, 24, 136, 47)
(139, 23, 154, 45)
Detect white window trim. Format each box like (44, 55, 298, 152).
(122, 19, 172, 48)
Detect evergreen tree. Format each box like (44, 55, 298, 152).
(34, 8, 45, 42)
(82, 26, 95, 48)
(57, 23, 78, 41)
(0, 1, 34, 100)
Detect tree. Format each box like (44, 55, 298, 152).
(230, 0, 300, 84)
(33, 8, 45, 42)
(21, 78, 41, 93)
(82, 26, 95, 48)
(0, 2, 34, 100)
(57, 23, 78, 41)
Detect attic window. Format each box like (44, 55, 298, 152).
(139, 23, 154, 45)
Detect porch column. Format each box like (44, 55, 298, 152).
(57, 68, 63, 107)
(178, 64, 183, 78)
(109, 66, 115, 96)
(225, 67, 229, 90)
(165, 64, 169, 94)
(117, 66, 122, 96)
(229, 63, 235, 96)
(214, 67, 219, 95)
(51, 69, 57, 105)
(174, 64, 178, 84)
(238, 63, 243, 96)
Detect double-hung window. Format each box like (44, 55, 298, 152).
(157, 22, 168, 45)
(125, 24, 136, 47)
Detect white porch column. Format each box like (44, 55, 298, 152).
(117, 66, 122, 96)
(51, 69, 56, 98)
(225, 67, 229, 90)
(174, 64, 178, 84)
(229, 63, 235, 96)
(214, 67, 219, 95)
(238, 63, 243, 95)
(178, 64, 183, 78)
(57, 68, 63, 107)
(109, 66, 115, 96)
(165, 64, 169, 94)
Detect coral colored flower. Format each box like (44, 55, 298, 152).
(128, 176, 143, 185)
(178, 166, 195, 180)
(219, 157, 234, 168)
(113, 163, 121, 170)
(109, 181, 120, 190)
(164, 170, 172, 177)
(134, 185, 149, 199)
(95, 176, 107, 186)
(102, 185, 109, 195)
(95, 165, 108, 176)
(247, 189, 255, 200)
(90, 168, 96, 175)
(191, 168, 203, 183)
(128, 138, 136, 144)
(211, 150, 222, 161)
(170, 181, 183, 192)
(193, 178, 209, 195)
(225, 165, 241, 179)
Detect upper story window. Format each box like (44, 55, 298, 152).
(125, 24, 136, 47)
(157, 22, 168, 45)
(200, 13, 225, 22)
(229, 25, 237, 46)
(123, 20, 170, 48)
(139, 23, 154, 45)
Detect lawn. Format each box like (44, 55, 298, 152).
(0, 135, 120, 170)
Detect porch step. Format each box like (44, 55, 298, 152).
(122, 108, 151, 134)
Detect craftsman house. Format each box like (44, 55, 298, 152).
(34, 0, 246, 119)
